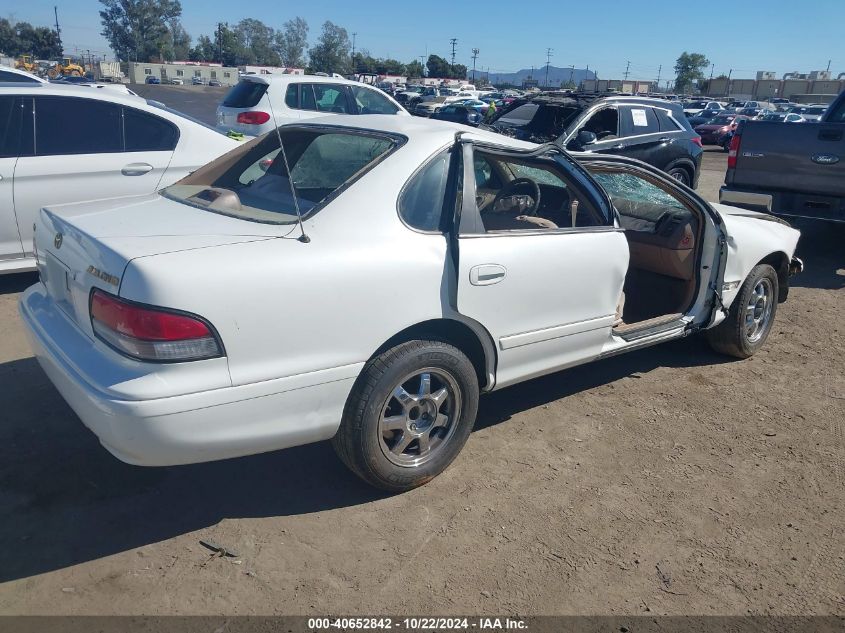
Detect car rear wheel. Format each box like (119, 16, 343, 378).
(333, 340, 479, 492)
(705, 264, 779, 359)
(666, 166, 691, 186)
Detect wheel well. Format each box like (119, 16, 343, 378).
(665, 160, 694, 182)
(372, 319, 493, 390)
(757, 251, 790, 302)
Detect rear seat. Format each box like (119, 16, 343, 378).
(614, 198, 698, 280)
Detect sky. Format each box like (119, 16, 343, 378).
(9, 0, 845, 83)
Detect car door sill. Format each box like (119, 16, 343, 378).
(612, 313, 685, 342)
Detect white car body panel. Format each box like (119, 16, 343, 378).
(457, 230, 628, 388)
(711, 202, 801, 309)
(19, 115, 802, 467)
(0, 83, 239, 274)
(0, 155, 23, 263)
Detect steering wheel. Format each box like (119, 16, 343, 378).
(492, 177, 541, 216)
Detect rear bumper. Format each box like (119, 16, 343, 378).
(20, 283, 359, 466)
(720, 185, 845, 222)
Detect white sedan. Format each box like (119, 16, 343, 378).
(20, 115, 802, 491)
(0, 82, 239, 274)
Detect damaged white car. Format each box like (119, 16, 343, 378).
(20, 115, 802, 491)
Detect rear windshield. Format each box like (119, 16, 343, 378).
(710, 116, 734, 124)
(222, 81, 268, 108)
(163, 128, 399, 224)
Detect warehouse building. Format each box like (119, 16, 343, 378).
(126, 61, 239, 86)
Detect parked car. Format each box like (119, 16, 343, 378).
(759, 112, 805, 123)
(20, 114, 801, 491)
(208, 79, 222, 87)
(216, 74, 408, 137)
(191, 76, 207, 86)
(682, 100, 724, 116)
(694, 114, 748, 145)
(0, 83, 239, 274)
(430, 103, 483, 126)
(411, 100, 444, 117)
(169, 77, 184, 85)
(145, 76, 161, 84)
(787, 105, 827, 122)
(49, 75, 95, 84)
(686, 110, 720, 127)
(721, 90, 845, 222)
(488, 94, 703, 187)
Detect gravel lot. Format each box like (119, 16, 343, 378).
(1, 86, 843, 616)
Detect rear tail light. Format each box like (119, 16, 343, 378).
(236, 111, 271, 125)
(691, 136, 703, 148)
(90, 289, 223, 362)
(727, 133, 741, 169)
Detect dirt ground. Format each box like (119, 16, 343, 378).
(0, 127, 843, 615)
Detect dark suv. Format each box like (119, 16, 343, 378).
(486, 94, 703, 187)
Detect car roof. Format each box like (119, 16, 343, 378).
(0, 66, 47, 83)
(240, 73, 374, 88)
(0, 82, 146, 106)
(286, 114, 536, 153)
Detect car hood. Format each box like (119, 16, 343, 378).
(695, 124, 725, 132)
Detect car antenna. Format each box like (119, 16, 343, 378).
(266, 95, 310, 243)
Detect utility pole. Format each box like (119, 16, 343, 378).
(471, 48, 479, 83)
(217, 23, 223, 65)
(53, 6, 62, 52)
(351, 33, 356, 60)
(726, 68, 732, 98)
(449, 38, 458, 75)
(568, 64, 575, 86)
(545, 47, 553, 89)
(827, 59, 831, 72)
(656, 64, 662, 90)
(623, 60, 631, 81)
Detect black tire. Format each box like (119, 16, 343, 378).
(332, 340, 479, 492)
(666, 166, 691, 186)
(705, 264, 779, 359)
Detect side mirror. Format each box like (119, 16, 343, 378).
(572, 130, 597, 149)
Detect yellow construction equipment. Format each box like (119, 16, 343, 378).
(15, 55, 37, 74)
(47, 57, 86, 79)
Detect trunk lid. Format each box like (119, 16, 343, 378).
(35, 193, 279, 336)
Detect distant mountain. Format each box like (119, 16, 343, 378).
(480, 65, 597, 87)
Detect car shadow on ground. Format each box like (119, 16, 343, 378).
(0, 335, 732, 583)
(789, 219, 845, 291)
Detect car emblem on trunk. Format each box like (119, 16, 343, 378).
(54, 233, 63, 249)
(811, 154, 839, 165)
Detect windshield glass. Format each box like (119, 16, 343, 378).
(497, 103, 539, 125)
(709, 116, 734, 124)
(163, 128, 398, 224)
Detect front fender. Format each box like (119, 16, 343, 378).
(715, 203, 801, 309)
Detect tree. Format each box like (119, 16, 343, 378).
(308, 21, 350, 75)
(426, 54, 450, 78)
(451, 63, 467, 80)
(159, 19, 191, 61)
(406, 59, 424, 78)
(674, 51, 709, 94)
(189, 35, 215, 62)
(0, 18, 62, 58)
(378, 58, 405, 76)
(274, 17, 308, 68)
(99, 0, 183, 62)
(235, 18, 280, 66)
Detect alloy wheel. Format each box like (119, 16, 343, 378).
(378, 368, 461, 468)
